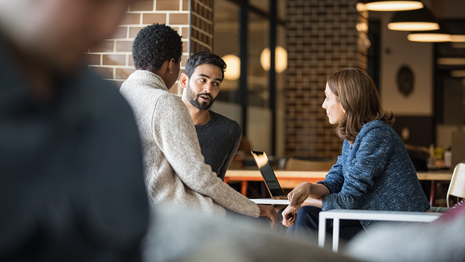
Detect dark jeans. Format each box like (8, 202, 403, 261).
(286, 206, 365, 242)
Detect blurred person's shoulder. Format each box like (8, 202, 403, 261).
(72, 68, 136, 121)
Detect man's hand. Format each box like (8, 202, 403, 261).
(281, 205, 299, 227)
(257, 205, 279, 229)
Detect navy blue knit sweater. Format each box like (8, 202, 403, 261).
(319, 120, 430, 228)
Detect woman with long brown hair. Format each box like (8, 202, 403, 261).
(282, 68, 429, 240)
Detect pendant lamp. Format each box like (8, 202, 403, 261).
(437, 58, 465, 66)
(388, 7, 439, 31)
(365, 0, 423, 11)
(450, 70, 465, 77)
(450, 35, 465, 42)
(408, 22, 451, 42)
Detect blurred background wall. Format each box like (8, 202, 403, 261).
(87, 0, 465, 161)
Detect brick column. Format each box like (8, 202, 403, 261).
(190, 0, 213, 53)
(86, 0, 200, 95)
(285, 0, 367, 158)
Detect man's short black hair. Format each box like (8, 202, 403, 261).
(132, 23, 183, 71)
(184, 52, 227, 81)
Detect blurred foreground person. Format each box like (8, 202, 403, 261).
(0, 0, 149, 261)
(120, 24, 278, 227)
(143, 207, 360, 262)
(347, 201, 465, 262)
(283, 68, 429, 241)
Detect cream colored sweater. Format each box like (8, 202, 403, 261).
(120, 70, 260, 218)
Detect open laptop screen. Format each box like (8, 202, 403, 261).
(251, 151, 285, 197)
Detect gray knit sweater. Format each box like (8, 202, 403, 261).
(120, 70, 260, 218)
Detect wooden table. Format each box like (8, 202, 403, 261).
(224, 170, 452, 206)
(417, 171, 453, 206)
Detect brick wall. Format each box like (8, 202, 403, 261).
(285, 0, 367, 158)
(190, 0, 214, 53)
(86, 0, 191, 95)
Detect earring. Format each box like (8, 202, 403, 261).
(170, 71, 173, 74)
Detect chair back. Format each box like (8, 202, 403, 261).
(446, 163, 465, 207)
(286, 158, 336, 171)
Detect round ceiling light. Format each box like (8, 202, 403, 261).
(388, 7, 439, 31)
(450, 35, 465, 42)
(408, 23, 452, 42)
(437, 58, 465, 65)
(260, 46, 288, 73)
(365, 1, 423, 11)
(408, 33, 452, 42)
(222, 54, 241, 80)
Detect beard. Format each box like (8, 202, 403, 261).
(186, 84, 216, 110)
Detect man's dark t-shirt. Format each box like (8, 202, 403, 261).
(195, 111, 241, 181)
(0, 40, 149, 261)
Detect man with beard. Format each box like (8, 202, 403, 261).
(180, 52, 241, 181)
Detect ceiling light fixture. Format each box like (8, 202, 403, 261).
(222, 55, 241, 80)
(260, 46, 288, 73)
(451, 35, 465, 42)
(450, 70, 465, 77)
(408, 23, 451, 42)
(365, 0, 423, 11)
(408, 33, 452, 42)
(388, 7, 439, 31)
(437, 58, 465, 66)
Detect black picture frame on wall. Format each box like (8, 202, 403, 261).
(397, 65, 415, 97)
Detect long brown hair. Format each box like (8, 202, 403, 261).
(327, 68, 395, 143)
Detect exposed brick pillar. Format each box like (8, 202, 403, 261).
(190, 0, 214, 53)
(285, 0, 367, 158)
(86, 0, 192, 95)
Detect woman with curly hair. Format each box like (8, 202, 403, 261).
(282, 68, 430, 241)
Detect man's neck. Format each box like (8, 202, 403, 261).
(182, 96, 211, 125)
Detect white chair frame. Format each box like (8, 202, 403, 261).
(318, 210, 441, 252)
(446, 163, 465, 207)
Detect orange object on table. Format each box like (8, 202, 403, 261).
(224, 170, 327, 196)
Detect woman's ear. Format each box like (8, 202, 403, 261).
(167, 58, 176, 74)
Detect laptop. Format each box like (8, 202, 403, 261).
(251, 151, 288, 201)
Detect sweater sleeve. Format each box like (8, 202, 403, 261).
(317, 142, 347, 193)
(321, 127, 393, 210)
(152, 94, 260, 218)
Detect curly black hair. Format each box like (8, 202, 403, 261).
(184, 52, 227, 80)
(132, 23, 183, 71)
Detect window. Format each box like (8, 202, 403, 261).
(212, 0, 286, 155)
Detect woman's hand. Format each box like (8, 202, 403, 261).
(301, 197, 323, 208)
(287, 182, 312, 207)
